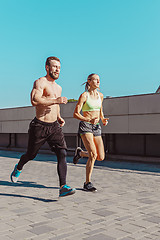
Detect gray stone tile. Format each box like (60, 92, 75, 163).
(29, 225, 55, 235)
(85, 228, 105, 236)
(120, 238, 134, 240)
(143, 216, 160, 224)
(49, 233, 72, 240)
(93, 208, 115, 217)
(1, 154, 160, 240)
(11, 207, 34, 216)
(9, 230, 35, 240)
(44, 211, 64, 219)
(86, 219, 105, 225)
(138, 198, 158, 204)
(0, 236, 13, 240)
(116, 215, 132, 221)
(30, 221, 50, 228)
(83, 233, 116, 240)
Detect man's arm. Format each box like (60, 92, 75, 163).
(31, 79, 67, 107)
(57, 105, 65, 127)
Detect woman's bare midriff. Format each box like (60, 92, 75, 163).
(83, 111, 100, 123)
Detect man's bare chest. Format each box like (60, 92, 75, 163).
(43, 85, 61, 98)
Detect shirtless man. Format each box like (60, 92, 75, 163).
(10, 56, 76, 197)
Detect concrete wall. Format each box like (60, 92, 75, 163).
(1, 93, 160, 134)
(0, 93, 160, 161)
(0, 106, 35, 133)
(102, 93, 160, 134)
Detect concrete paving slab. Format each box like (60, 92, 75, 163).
(0, 150, 160, 239)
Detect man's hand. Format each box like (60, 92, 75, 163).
(56, 97, 68, 104)
(57, 117, 65, 127)
(102, 118, 109, 126)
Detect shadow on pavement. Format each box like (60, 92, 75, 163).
(0, 180, 58, 189)
(0, 150, 57, 162)
(75, 187, 84, 191)
(1, 150, 160, 174)
(94, 160, 160, 174)
(0, 193, 57, 202)
(68, 158, 160, 175)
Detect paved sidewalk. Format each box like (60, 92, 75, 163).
(0, 151, 160, 240)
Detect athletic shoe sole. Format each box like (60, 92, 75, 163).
(83, 188, 97, 192)
(73, 147, 82, 164)
(59, 188, 76, 197)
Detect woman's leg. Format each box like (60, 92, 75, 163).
(73, 147, 88, 164)
(80, 150, 88, 158)
(81, 133, 97, 183)
(93, 136, 105, 161)
(78, 135, 105, 160)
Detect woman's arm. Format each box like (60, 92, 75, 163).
(73, 92, 91, 122)
(100, 93, 109, 126)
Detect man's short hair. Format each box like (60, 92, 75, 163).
(45, 56, 60, 66)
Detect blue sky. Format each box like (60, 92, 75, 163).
(0, 0, 160, 108)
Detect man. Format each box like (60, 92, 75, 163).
(10, 56, 76, 197)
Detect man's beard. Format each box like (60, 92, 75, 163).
(49, 71, 59, 80)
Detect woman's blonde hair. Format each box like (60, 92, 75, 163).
(82, 73, 99, 91)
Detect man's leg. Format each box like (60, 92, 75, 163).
(10, 152, 38, 183)
(47, 122, 76, 197)
(54, 148, 67, 187)
(16, 152, 37, 171)
(53, 147, 75, 197)
(10, 119, 46, 182)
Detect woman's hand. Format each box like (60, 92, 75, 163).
(102, 118, 109, 126)
(90, 117, 99, 125)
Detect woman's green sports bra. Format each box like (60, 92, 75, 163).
(82, 92, 102, 112)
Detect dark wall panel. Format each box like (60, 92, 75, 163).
(114, 134, 144, 155)
(0, 133, 10, 147)
(65, 135, 77, 149)
(16, 133, 28, 148)
(1, 132, 160, 158)
(146, 134, 160, 157)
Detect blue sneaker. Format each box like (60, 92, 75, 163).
(59, 185, 76, 197)
(10, 164, 22, 183)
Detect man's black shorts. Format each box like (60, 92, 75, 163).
(26, 117, 67, 156)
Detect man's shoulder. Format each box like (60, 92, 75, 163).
(36, 77, 47, 83)
(33, 77, 46, 89)
(34, 77, 47, 87)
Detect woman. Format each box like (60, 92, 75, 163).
(73, 73, 109, 192)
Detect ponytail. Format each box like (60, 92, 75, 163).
(82, 73, 96, 91)
(82, 81, 90, 91)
